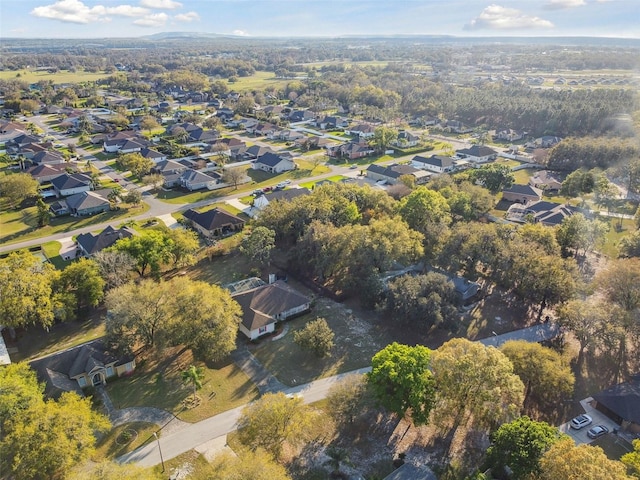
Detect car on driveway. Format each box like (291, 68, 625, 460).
(570, 414, 593, 430)
(587, 425, 609, 439)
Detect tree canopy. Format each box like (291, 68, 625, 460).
(368, 343, 436, 426)
(487, 416, 565, 480)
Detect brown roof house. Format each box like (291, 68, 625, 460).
(529, 170, 565, 193)
(230, 278, 311, 340)
(183, 207, 245, 239)
(502, 184, 543, 204)
(29, 340, 135, 397)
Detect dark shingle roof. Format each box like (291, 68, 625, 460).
(183, 207, 245, 231)
(457, 145, 497, 157)
(593, 378, 640, 424)
(65, 191, 110, 210)
(50, 173, 92, 190)
(255, 152, 286, 167)
(503, 184, 542, 197)
(76, 225, 135, 255)
(413, 155, 454, 168)
(232, 281, 310, 332)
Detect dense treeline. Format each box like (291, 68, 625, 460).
(547, 136, 640, 171)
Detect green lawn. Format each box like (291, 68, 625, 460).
(106, 348, 259, 423)
(186, 250, 255, 286)
(249, 296, 390, 386)
(0, 202, 150, 246)
(600, 217, 636, 258)
(0, 69, 111, 84)
(156, 187, 232, 205)
(41, 240, 67, 269)
(93, 422, 159, 460)
(8, 314, 106, 362)
(226, 71, 290, 92)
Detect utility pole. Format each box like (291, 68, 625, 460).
(153, 431, 165, 473)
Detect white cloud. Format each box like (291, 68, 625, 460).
(544, 0, 586, 9)
(104, 5, 149, 17)
(232, 30, 249, 36)
(174, 11, 200, 22)
(139, 0, 183, 9)
(31, 0, 149, 24)
(133, 12, 169, 27)
(465, 4, 554, 30)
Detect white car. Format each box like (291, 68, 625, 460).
(570, 414, 593, 430)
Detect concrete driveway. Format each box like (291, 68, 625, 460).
(558, 396, 620, 445)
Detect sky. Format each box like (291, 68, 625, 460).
(0, 0, 638, 39)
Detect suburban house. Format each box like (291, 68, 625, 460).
(29, 340, 135, 398)
(28, 163, 71, 183)
(393, 130, 420, 148)
(252, 152, 296, 174)
(182, 207, 245, 238)
(495, 129, 525, 142)
(273, 129, 305, 142)
(315, 116, 349, 130)
(230, 279, 311, 340)
(592, 377, 640, 433)
(327, 141, 375, 160)
(296, 136, 332, 150)
(411, 154, 455, 174)
(253, 188, 311, 211)
(288, 110, 315, 123)
(139, 147, 167, 163)
(443, 120, 473, 134)
(506, 200, 577, 227)
(51, 191, 110, 216)
(118, 139, 146, 154)
(179, 169, 219, 191)
(455, 145, 498, 163)
(29, 150, 66, 166)
(526, 136, 562, 149)
(50, 172, 92, 197)
(242, 145, 274, 160)
(76, 225, 136, 256)
(366, 163, 431, 185)
(152, 159, 187, 188)
(452, 276, 481, 301)
(347, 124, 376, 138)
(250, 123, 280, 137)
(529, 170, 564, 193)
(502, 184, 543, 204)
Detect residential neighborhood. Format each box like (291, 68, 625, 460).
(1, 11, 640, 480)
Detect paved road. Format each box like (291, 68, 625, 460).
(117, 367, 372, 467)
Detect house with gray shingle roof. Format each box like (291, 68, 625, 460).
(50, 172, 92, 197)
(28, 163, 71, 183)
(366, 163, 431, 185)
(30, 150, 66, 166)
(183, 207, 245, 239)
(252, 152, 296, 174)
(76, 225, 136, 256)
(411, 154, 455, 174)
(502, 184, 543, 204)
(231, 280, 311, 340)
(64, 191, 110, 216)
(179, 168, 219, 191)
(29, 340, 135, 398)
(455, 145, 498, 163)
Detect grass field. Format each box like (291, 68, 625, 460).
(0, 201, 150, 246)
(227, 71, 290, 92)
(106, 347, 259, 423)
(0, 69, 110, 84)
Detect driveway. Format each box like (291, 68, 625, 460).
(558, 396, 620, 445)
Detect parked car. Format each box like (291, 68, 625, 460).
(262, 186, 273, 192)
(350, 164, 358, 169)
(570, 414, 593, 430)
(587, 425, 609, 439)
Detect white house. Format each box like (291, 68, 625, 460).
(411, 154, 455, 174)
(50, 173, 92, 197)
(455, 145, 498, 163)
(252, 152, 296, 174)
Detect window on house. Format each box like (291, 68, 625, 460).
(259, 326, 268, 334)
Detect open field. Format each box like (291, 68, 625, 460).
(106, 347, 259, 423)
(226, 71, 290, 92)
(0, 69, 111, 84)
